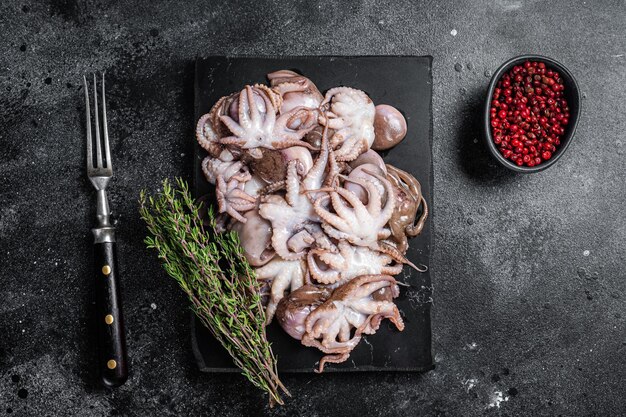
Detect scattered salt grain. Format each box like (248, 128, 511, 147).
(466, 342, 478, 351)
(462, 378, 478, 392)
(487, 391, 509, 408)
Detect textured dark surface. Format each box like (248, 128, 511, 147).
(0, 0, 625, 416)
(192, 56, 434, 373)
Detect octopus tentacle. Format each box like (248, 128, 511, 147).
(316, 352, 351, 373)
(196, 112, 222, 156)
(237, 87, 252, 128)
(314, 195, 350, 231)
(363, 169, 396, 222)
(219, 114, 247, 138)
(253, 83, 283, 111)
(329, 190, 356, 224)
(406, 195, 428, 237)
(263, 91, 277, 129)
(335, 138, 368, 162)
(219, 135, 247, 147)
(259, 180, 286, 196)
(324, 147, 341, 188)
(303, 223, 336, 252)
(334, 187, 370, 220)
(405, 195, 428, 237)
(287, 230, 315, 253)
(307, 250, 341, 284)
(247, 85, 262, 126)
(377, 240, 427, 272)
(284, 161, 301, 206)
(320, 223, 352, 242)
(270, 138, 318, 150)
(302, 125, 330, 191)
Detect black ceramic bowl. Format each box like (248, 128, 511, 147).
(484, 55, 581, 173)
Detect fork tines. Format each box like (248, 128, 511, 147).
(83, 73, 112, 176)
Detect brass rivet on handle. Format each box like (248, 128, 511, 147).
(102, 265, 111, 275)
(105, 314, 114, 325)
(107, 359, 117, 370)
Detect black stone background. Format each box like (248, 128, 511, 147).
(0, 1, 624, 416)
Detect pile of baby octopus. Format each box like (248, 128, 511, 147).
(196, 70, 428, 372)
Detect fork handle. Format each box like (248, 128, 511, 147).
(94, 235, 128, 387)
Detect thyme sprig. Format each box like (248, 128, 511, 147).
(139, 178, 289, 406)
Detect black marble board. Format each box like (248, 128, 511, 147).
(192, 56, 434, 373)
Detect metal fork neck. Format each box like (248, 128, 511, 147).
(93, 190, 116, 244)
(96, 189, 111, 227)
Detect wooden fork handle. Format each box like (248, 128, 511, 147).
(93, 231, 128, 387)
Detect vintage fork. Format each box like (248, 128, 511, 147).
(83, 73, 128, 387)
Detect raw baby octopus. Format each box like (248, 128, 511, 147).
(196, 69, 428, 371)
(255, 258, 308, 323)
(307, 241, 402, 285)
(258, 131, 333, 260)
(301, 274, 404, 372)
(372, 104, 407, 151)
(215, 173, 256, 223)
(268, 70, 323, 113)
(201, 149, 246, 185)
(275, 285, 331, 340)
(219, 85, 318, 157)
(231, 209, 275, 267)
(196, 85, 281, 157)
(314, 169, 395, 248)
(385, 164, 428, 253)
(319, 87, 376, 162)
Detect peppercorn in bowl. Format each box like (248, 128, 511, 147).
(483, 55, 581, 173)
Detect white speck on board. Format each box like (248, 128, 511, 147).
(583, 250, 590, 256)
(450, 29, 458, 36)
(151, 303, 157, 310)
